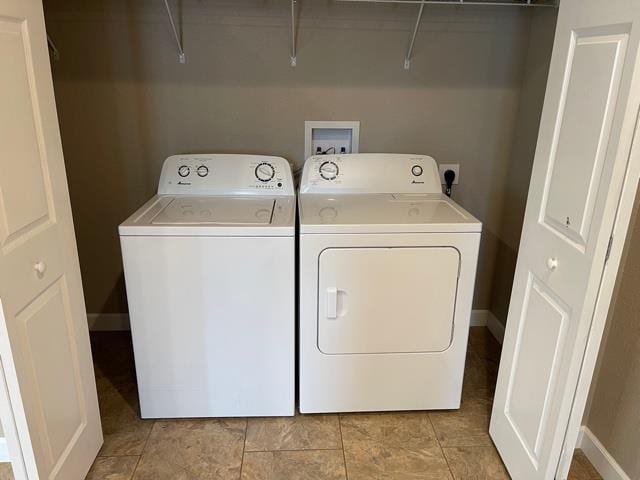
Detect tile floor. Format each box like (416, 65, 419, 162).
(0, 327, 601, 480)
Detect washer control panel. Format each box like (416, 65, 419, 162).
(300, 153, 442, 194)
(158, 154, 294, 196)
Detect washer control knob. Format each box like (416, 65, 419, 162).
(255, 162, 275, 182)
(319, 161, 339, 181)
(411, 165, 423, 177)
(197, 165, 209, 177)
(178, 165, 190, 177)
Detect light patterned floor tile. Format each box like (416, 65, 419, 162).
(86, 456, 139, 480)
(467, 327, 502, 363)
(341, 412, 451, 480)
(245, 413, 341, 451)
(443, 446, 509, 479)
(241, 450, 346, 480)
(429, 409, 492, 448)
(98, 381, 154, 456)
(340, 412, 437, 448)
(133, 418, 246, 480)
(463, 352, 499, 392)
(0, 463, 13, 480)
(344, 442, 452, 480)
(568, 450, 602, 480)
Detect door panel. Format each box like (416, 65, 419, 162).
(0, 18, 53, 248)
(490, 2, 640, 479)
(543, 28, 627, 247)
(15, 279, 85, 473)
(504, 276, 569, 466)
(0, 0, 102, 478)
(318, 247, 459, 354)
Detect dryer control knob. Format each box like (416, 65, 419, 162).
(411, 165, 423, 176)
(255, 162, 275, 182)
(319, 161, 339, 181)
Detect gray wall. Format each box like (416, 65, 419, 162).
(583, 190, 640, 479)
(43, 0, 534, 315)
(490, 7, 557, 325)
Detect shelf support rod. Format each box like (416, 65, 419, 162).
(404, 0, 425, 70)
(47, 34, 60, 61)
(290, 0, 297, 67)
(163, 0, 185, 63)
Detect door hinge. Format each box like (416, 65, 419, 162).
(605, 236, 613, 264)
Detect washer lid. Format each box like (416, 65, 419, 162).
(119, 195, 295, 237)
(299, 193, 481, 234)
(151, 197, 275, 225)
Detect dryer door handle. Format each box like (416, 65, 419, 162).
(326, 287, 338, 319)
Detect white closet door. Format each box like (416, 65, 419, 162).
(490, 1, 640, 479)
(0, 0, 102, 478)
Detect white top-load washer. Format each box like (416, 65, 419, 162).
(119, 154, 295, 418)
(298, 153, 481, 413)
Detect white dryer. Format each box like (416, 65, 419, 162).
(298, 154, 481, 413)
(119, 154, 295, 418)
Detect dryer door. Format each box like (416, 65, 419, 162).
(317, 246, 459, 354)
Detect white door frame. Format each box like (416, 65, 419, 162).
(555, 108, 640, 479)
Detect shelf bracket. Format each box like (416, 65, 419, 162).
(47, 34, 60, 61)
(163, 0, 185, 63)
(290, 0, 297, 67)
(404, 0, 425, 70)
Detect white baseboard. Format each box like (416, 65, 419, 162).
(470, 309, 504, 345)
(487, 313, 505, 345)
(577, 427, 631, 480)
(87, 313, 130, 331)
(470, 309, 489, 327)
(0, 438, 8, 463)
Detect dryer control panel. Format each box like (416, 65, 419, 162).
(158, 154, 294, 196)
(299, 154, 442, 194)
